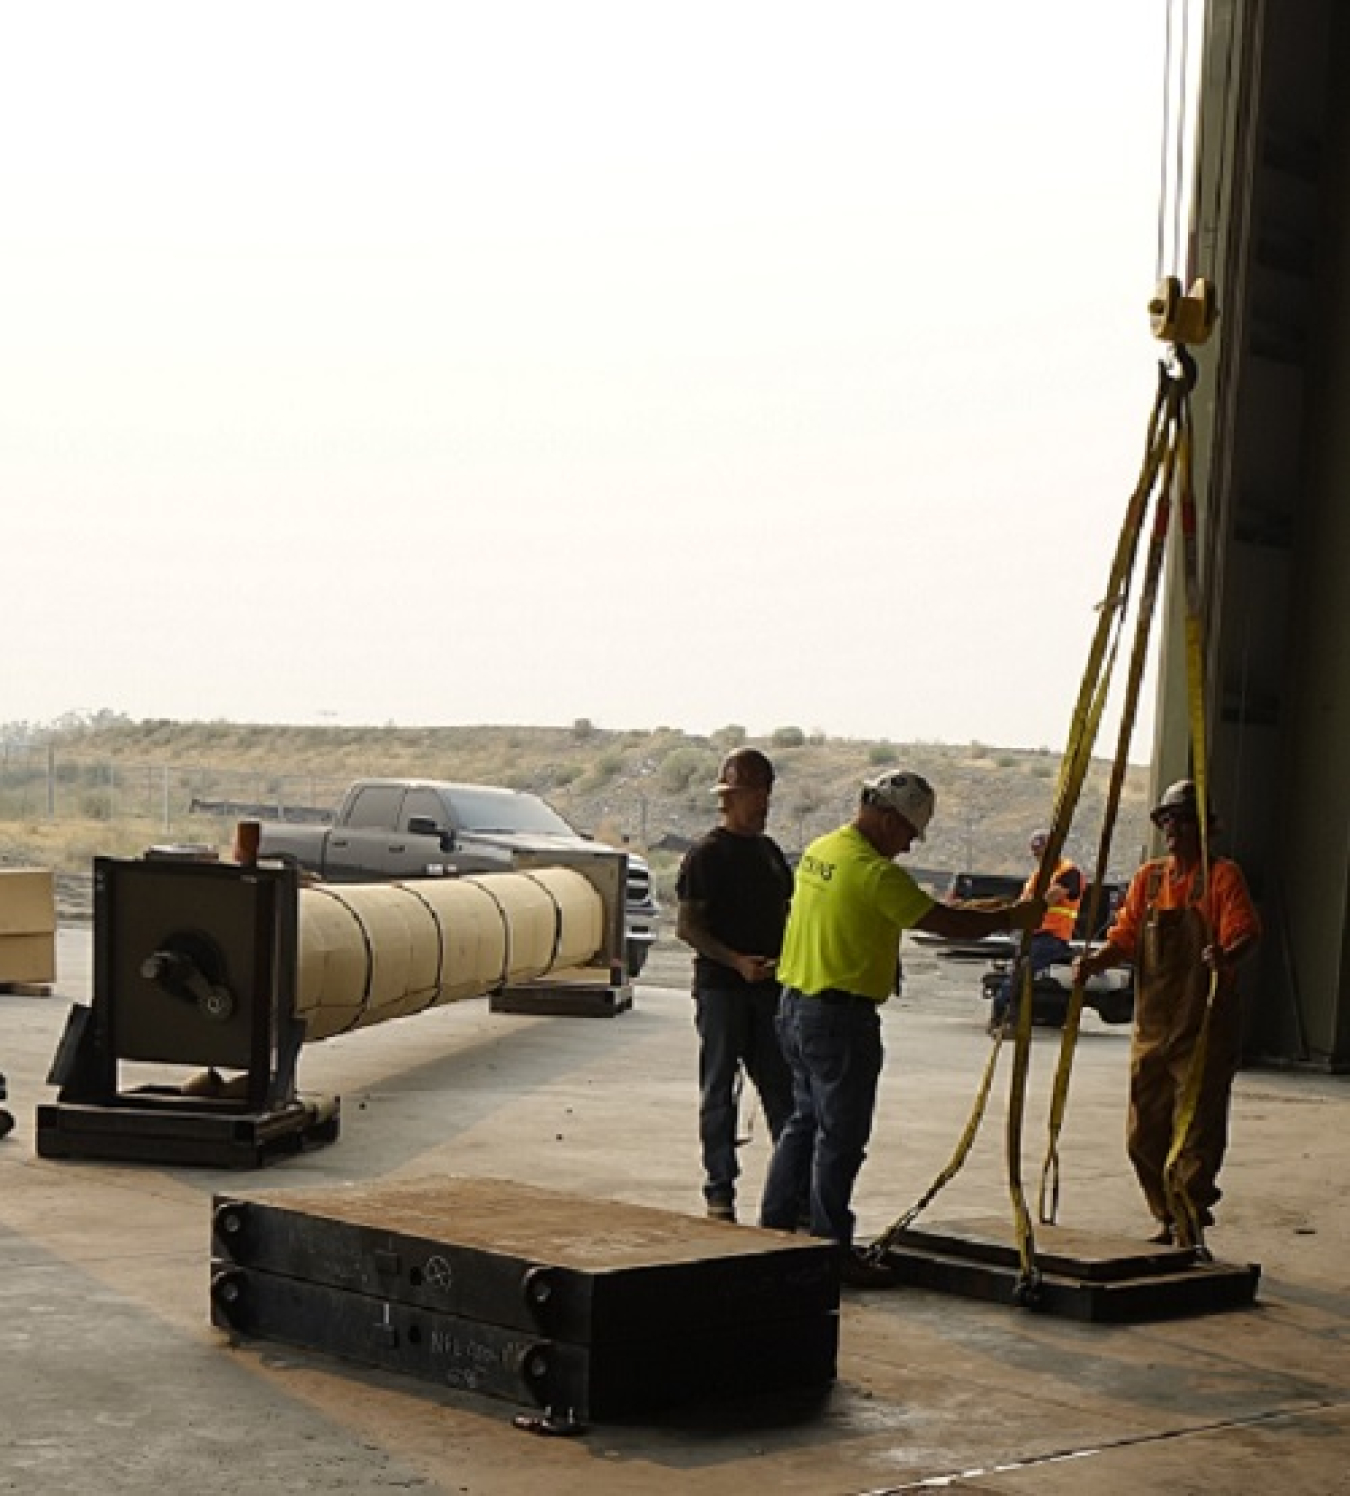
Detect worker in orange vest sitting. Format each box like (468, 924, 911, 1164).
(989, 830, 1083, 1034)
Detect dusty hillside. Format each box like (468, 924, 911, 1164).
(0, 716, 1154, 913)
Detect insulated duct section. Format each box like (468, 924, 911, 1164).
(37, 852, 623, 1165)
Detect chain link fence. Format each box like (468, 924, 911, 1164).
(0, 744, 349, 835)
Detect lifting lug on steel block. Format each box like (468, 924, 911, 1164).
(210, 1268, 246, 1323)
(214, 1201, 250, 1245)
(1012, 1268, 1044, 1308)
(522, 1265, 557, 1321)
(516, 1341, 553, 1393)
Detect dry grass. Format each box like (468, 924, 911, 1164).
(0, 718, 1152, 906)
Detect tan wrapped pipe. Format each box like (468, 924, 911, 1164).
(295, 868, 605, 1043)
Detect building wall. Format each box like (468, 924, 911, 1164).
(1160, 0, 1349, 1066)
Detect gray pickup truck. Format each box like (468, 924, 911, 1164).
(256, 778, 660, 978)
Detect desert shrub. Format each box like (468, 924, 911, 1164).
(659, 747, 716, 793)
(592, 750, 624, 781)
(791, 787, 825, 815)
(770, 726, 806, 749)
(867, 742, 893, 766)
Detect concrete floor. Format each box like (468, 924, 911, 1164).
(1, 930, 1348, 1495)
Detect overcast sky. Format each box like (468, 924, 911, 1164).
(3, 3, 1191, 751)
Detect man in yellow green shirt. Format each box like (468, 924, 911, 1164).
(760, 770, 1045, 1280)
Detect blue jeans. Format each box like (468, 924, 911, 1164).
(695, 983, 794, 1206)
(994, 933, 1072, 1021)
(760, 988, 883, 1246)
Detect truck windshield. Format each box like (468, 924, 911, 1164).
(443, 788, 579, 837)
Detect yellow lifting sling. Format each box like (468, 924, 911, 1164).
(866, 277, 1222, 1295)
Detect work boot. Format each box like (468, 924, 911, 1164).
(0, 1109, 13, 1141)
(705, 1195, 736, 1223)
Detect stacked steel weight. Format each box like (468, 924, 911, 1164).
(211, 1176, 840, 1420)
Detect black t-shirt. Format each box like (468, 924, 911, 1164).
(677, 826, 794, 991)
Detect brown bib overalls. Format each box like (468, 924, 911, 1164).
(1127, 877, 1242, 1229)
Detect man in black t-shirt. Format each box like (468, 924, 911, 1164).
(676, 748, 794, 1222)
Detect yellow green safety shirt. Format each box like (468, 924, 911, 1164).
(778, 824, 935, 1002)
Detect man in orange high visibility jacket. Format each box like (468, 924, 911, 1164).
(1075, 781, 1261, 1244)
(989, 830, 1084, 1033)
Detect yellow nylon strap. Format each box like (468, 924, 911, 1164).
(1163, 382, 1220, 1254)
(1040, 421, 1179, 1222)
(1006, 608, 1136, 1279)
(869, 337, 1220, 1291)
(1000, 370, 1188, 1280)
(929, 490, 1135, 1288)
(1050, 369, 1176, 814)
(868, 365, 1178, 1287)
(868, 1039, 1004, 1257)
(1178, 398, 1213, 895)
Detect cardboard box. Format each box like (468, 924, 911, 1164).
(0, 869, 57, 983)
(0, 868, 57, 936)
(0, 933, 56, 984)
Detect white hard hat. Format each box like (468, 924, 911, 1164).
(862, 770, 936, 840)
(1150, 778, 1219, 828)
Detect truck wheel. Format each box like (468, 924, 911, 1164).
(1031, 984, 1067, 1028)
(626, 941, 649, 980)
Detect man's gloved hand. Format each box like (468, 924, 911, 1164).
(1073, 945, 1120, 982)
(1007, 897, 1047, 933)
(1071, 952, 1100, 983)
